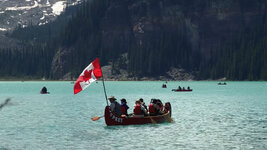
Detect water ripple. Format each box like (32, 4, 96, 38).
(0, 81, 267, 149)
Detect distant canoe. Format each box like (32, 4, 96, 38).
(40, 92, 50, 94)
(162, 84, 167, 88)
(218, 82, 227, 85)
(172, 89, 192, 92)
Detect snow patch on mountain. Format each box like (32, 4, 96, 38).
(0, 0, 84, 31)
(70, 0, 82, 6)
(5, 1, 38, 11)
(52, 1, 66, 16)
(40, 15, 45, 20)
(46, 0, 51, 6)
(0, 28, 7, 31)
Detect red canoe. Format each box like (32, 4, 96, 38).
(40, 92, 50, 94)
(172, 89, 192, 92)
(104, 103, 172, 126)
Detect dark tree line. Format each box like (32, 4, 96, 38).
(0, 0, 267, 80)
(198, 3, 267, 80)
(0, 43, 51, 78)
(200, 21, 267, 80)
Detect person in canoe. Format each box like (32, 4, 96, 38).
(108, 96, 122, 116)
(149, 99, 162, 116)
(163, 102, 171, 114)
(187, 86, 191, 90)
(139, 98, 148, 111)
(40, 86, 49, 94)
(178, 86, 182, 90)
(120, 98, 129, 116)
(133, 100, 148, 117)
(156, 99, 164, 115)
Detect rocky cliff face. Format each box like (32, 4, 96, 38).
(101, 0, 265, 58)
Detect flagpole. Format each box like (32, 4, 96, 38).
(98, 57, 108, 106)
(101, 74, 109, 106)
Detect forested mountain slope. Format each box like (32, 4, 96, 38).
(0, 0, 266, 80)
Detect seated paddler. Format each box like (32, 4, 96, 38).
(108, 96, 122, 116)
(163, 102, 171, 114)
(40, 86, 48, 94)
(148, 99, 156, 116)
(120, 98, 129, 116)
(133, 100, 148, 117)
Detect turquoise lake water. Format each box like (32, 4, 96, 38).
(0, 81, 266, 150)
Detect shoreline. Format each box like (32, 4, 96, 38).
(0, 79, 265, 82)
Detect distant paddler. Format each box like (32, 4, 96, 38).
(40, 86, 50, 94)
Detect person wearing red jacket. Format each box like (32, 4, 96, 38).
(149, 99, 162, 116)
(133, 100, 148, 117)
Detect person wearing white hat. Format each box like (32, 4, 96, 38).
(108, 96, 122, 116)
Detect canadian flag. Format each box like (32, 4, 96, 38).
(74, 58, 102, 94)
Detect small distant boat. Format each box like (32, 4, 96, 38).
(162, 84, 167, 88)
(104, 102, 172, 126)
(40, 91, 50, 94)
(172, 89, 192, 92)
(40, 86, 49, 94)
(218, 82, 227, 85)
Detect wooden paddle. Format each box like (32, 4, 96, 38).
(164, 115, 173, 123)
(91, 115, 104, 121)
(163, 111, 173, 123)
(150, 117, 157, 124)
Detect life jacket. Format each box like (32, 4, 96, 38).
(121, 105, 126, 114)
(149, 103, 155, 114)
(134, 105, 142, 115)
(159, 103, 163, 111)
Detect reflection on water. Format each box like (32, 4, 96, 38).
(0, 81, 266, 149)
